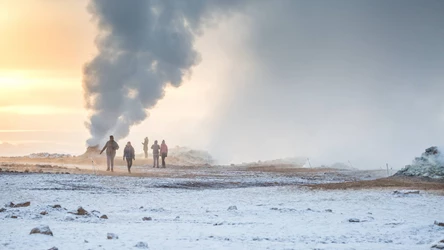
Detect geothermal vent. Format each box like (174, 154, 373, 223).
(395, 146, 444, 179)
(79, 145, 101, 158)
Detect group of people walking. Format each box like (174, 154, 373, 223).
(100, 135, 169, 173)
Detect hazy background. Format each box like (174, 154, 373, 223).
(1, 0, 444, 169)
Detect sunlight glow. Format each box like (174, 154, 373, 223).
(0, 105, 84, 115)
(0, 70, 78, 89)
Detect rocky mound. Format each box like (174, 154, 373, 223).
(79, 146, 102, 158)
(395, 146, 444, 179)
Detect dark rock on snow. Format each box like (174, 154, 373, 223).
(69, 206, 89, 216)
(349, 218, 360, 223)
(30, 225, 53, 236)
(435, 221, 444, 227)
(13, 201, 31, 208)
(134, 241, 149, 248)
(227, 206, 238, 211)
(107, 233, 118, 239)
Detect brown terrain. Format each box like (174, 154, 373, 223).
(1, 153, 443, 193)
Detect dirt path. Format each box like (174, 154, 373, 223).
(305, 176, 444, 194)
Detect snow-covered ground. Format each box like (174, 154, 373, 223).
(1, 173, 443, 250)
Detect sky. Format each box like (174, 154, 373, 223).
(1, 0, 444, 169)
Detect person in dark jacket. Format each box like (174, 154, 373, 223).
(100, 135, 119, 172)
(123, 141, 135, 173)
(151, 140, 160, 168)
(142, 137, 149, 158)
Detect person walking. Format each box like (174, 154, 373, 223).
(142, 137, 149, 158)
(151, 140, 160, 168)
(100, 135, 119, 172)
(160, 140, 168, 168)
(123, 141, 135, 173)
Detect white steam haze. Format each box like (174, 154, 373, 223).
(83, 0, 444, 169)
(83, 0, 244, 146)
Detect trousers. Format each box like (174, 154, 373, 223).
(106, 152, 116, 171)
(126, 158, 133, 168)
(161, 153, 167, 168)
(153, 154, 159, 168)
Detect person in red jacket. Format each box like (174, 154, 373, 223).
(160, 140, 168, 168)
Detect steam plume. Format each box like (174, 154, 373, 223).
(83, 0, 242, 146)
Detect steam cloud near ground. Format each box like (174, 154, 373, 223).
(83, 0, 444, 168)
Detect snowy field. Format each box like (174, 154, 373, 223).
(1, 173, 443, 250)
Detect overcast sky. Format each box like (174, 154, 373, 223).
(1, 0, 443, 169)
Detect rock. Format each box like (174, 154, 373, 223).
(11, 215, 18, 219)
(325, 209, 333, 213)
(40, 211, 48, 215)
(348, 218, 360, 223)
(64, 215, 75, 221)
(142, 217, 152, 221)
(6, 202, 15, 207)
(435, 221, 444, 227)
(84, 240, 89, 243)
(432, 243, 444, 249)
(100, 215, 108, 219)
(38, 169, 43, 173)
(24, 169, 29, 173)
(48, 247, 58, 250)
(69, 206, 89, 216)
(91, 210, 101, 217)
(134, 241, 149, 248)
(13, 201, 31, 208)
(227, 206, 238, 211)
(393, 190, 420, 195)
(30, 225, 53, 236)
(0, 208, 6, 212)
(51, 205, 62, 209)
(107, 233, 118, 240)
(395, 146, 444, 178)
